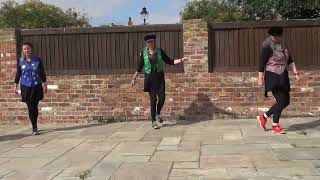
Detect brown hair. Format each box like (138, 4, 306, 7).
(22, 41, 34, 49)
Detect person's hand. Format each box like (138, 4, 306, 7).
(295, 73, 300, 82)
(13, 84, 18, 95)
(181, 57, 188, 63)
(131, 79, 136, 87)
(258, 77, 264, 86)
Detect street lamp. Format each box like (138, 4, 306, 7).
(140, 7, 149, 25)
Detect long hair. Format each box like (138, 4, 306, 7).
(21, 41, 33, 59)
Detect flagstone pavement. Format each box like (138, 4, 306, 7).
(0, 117, 320, 180)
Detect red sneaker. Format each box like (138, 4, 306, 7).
(272, 125, 286, 134)
(258, 113, 267, 130)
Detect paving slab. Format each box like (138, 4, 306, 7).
(109, 162, 172, 180)
(200, 155, 254, 168)
(0, 117, 319, 179)
(151, 150, 200, 162)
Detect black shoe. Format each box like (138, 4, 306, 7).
(152, 121, 160, 129)
(156, 115, 164, 123)
(32, 128, 39, 135)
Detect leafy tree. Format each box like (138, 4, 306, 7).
(0, 0, 90, 28)
(181, 0, 246, 22)
(181, 0, 320, 22)
(240, 0, 320, 20)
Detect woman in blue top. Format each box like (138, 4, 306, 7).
(14, 42, 47, 135)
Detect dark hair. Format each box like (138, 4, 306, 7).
(144, 34, 156, 42)
(21, 41, 34, 49)
(268, 26, 283, 36)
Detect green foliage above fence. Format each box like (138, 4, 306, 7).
(0, 0, 90, 29)
(181, 0, 320, 22)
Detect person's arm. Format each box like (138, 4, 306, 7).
(131, 52, 144, 86)
(14, 62, 21, 85)
(161, 49, 187, 65)
(13, 61, 21, 94)
(287, 55, 299, 81)
(39, 59, 47, 83)
(258, 46, 273, 86)
(38, 58, 48, 93)
(289, 62, 298, 75)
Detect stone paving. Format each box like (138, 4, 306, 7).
(0, 117, 320, 180)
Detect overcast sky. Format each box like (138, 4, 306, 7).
(0, 0, 188, 26)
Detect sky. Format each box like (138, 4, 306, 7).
(0, 0, 188, 26)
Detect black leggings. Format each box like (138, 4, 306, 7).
(149, 87, 165, 122)
(26, 101, 39, 131)
(266, 88, 290, 123)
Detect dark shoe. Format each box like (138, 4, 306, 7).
(32, 128, 39, 135)
(156, 115, 164, 123)
(32, 131, 39, 135)
(152, 121, 160, 129)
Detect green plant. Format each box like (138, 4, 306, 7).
(77, 169, 91, 180)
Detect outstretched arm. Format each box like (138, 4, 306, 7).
(161, 49, 188, 65)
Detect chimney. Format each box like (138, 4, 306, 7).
(128, 17, 133, 27)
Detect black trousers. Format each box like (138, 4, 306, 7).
(266, 87, 290, 123)
(20, 85, 43, 131)
(26, 101, 39, 131)
(148, 86, 165, 122)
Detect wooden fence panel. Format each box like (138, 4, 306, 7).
(18, 25, 184, 75)
(209, 20, 320, 71)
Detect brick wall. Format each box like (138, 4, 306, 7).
(0, 20, 319, 124)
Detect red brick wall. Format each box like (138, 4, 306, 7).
(0, 21, 319, 124)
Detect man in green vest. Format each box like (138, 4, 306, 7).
(131, 34, 188, 129)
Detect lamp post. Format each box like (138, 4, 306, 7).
(140, 7, 149, 25)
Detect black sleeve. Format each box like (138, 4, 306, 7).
(259, 46, 273, 72)
(287, 54, 293, 65)
(14, 62, 21, 84)
(161, 49, 175, 65)
(136, 52, 145, 73)
(39, 59, 47, 83)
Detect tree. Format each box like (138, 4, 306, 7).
(238, 0, 279, 20)
(181, 0, 320, 22)
(240, 0, 320, 20)
(0, 0, 91, 29)
(180, 0, 246, 22)
(277, 0, 320, 19)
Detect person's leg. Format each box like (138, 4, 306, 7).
(265, 88, 279, 119)
(271, 90, 290, 124)
(33, 101, 39, 131)
(156, 84, 165, 116)
(269, 89, 290, 134)
(258, 88, 280, 130)
(149, 91, 157, 122)
(26, 101, 39, 133)
(149, 90, 160, 129)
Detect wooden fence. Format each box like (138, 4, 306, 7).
(17, 24, 184, 75)
(209, 19, 320, 72)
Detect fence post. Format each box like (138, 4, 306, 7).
(0, 29, 20, 124)
(182, 19, 209, 73)
(0, 29, 18, 83)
